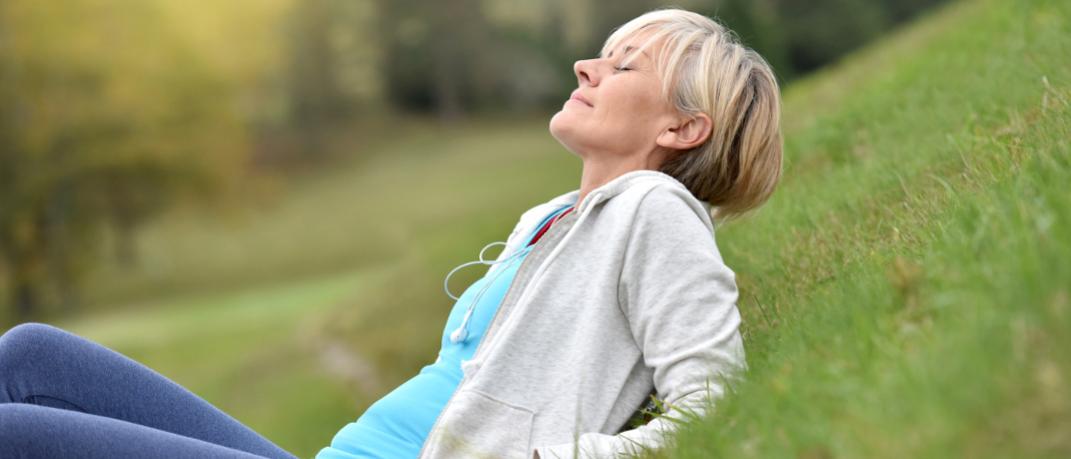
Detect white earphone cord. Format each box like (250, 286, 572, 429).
(440, 203, 577, 344)
(443, 241, 529, 344)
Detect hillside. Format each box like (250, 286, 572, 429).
(661, 0, 1069, 457)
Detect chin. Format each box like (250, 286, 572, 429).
(548, 112, 582, 157)
(548, 109, 564, 133)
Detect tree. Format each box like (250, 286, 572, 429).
(0, 0, 244, 321)
(374, 0, 500, 120)
(282, 0, 354, 160)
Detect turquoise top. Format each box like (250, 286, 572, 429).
(316, 204, 573, 459)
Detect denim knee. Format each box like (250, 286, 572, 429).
(0, 322, 68, 379)
(0, 322, 67, 346)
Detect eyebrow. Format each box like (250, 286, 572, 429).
(605, 45, 650, 61)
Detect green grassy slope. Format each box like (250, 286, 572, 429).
(658, 0, 1070, 457)
(50, 0, 1069, 457)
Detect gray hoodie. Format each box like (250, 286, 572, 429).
(417, 170, 747, 459)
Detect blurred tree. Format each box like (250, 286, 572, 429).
(877, 0, 949, 22)
(375, 0, 500, 120)
(776, 0, 891, 73)
(493, 21, 571, 111)
(282, 0, 354, 160)
(0, 0, 244, 321)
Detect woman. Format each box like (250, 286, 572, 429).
(0, 7, 781, 459)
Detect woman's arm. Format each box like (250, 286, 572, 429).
(533, 186, 747, 458)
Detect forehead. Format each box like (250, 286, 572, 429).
(601, 29, 662, 61)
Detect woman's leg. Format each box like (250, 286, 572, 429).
(0, 403, 268, 458)
(0, 322, 297, 459)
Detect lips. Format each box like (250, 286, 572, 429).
(569, 90, 593, 107)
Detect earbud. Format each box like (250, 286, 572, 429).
(450, 327, 469, 344)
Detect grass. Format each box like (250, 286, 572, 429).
(651, 0, 1071, 457)
(34, 0, 1071, 457)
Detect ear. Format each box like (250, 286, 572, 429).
(656, 113, 712, 151)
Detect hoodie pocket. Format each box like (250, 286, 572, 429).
(426, 388, 535, 458)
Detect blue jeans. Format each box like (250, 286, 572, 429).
(0, 322, 300, 458)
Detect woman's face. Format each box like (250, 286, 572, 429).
(549, 32, 680, 163)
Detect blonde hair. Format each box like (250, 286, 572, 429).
(601, 7, 783, 222)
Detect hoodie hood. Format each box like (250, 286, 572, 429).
(479, 170, 714, 281)
(522, 169, 713, 232)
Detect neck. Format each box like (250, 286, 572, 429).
(576, 155, 664, 209)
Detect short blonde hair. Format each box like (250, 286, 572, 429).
(601, 7, 783, 222)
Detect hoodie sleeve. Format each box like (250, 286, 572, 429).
(533, 186, 747, 459)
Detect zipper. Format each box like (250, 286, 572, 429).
(416, 209, 580, 458)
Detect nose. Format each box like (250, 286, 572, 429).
(573, 58, 598, 87)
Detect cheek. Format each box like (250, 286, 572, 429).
(602, 88, 661, 134)
(610, 80, 658, 113)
